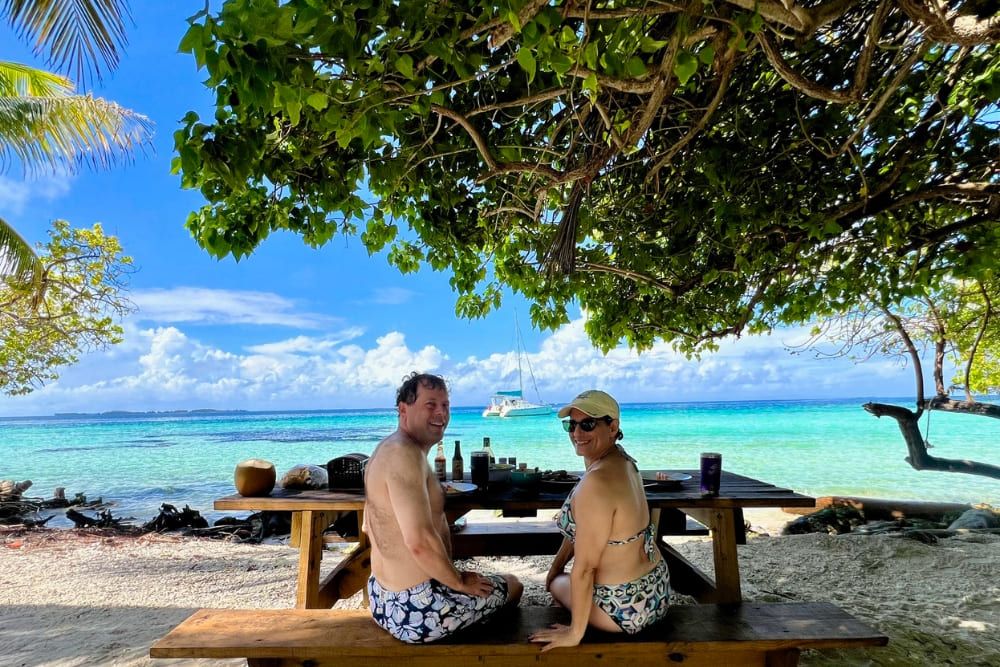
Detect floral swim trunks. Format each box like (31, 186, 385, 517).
(368, 574, 510, 643)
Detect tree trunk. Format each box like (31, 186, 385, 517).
(864, 402, 1000, 480)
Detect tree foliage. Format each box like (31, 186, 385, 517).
(0, 220, 135, 395)
(175, 0, 1000, 354)
(0, 0, 148, 391)
(800, 277, 1000, 479)
(0, 0, 152, 292)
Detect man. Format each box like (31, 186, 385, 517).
(363, 372, 523, 643)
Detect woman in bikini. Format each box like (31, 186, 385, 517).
(529, 390, 670, 651)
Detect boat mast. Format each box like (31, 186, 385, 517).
(515, 311, 525, 397)
(515, 310, 545, 404)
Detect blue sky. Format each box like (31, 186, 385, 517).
(1, 3, 925, 417)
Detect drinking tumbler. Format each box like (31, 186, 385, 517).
(700, 452, 722, 496)
(470, 450, 490, 489)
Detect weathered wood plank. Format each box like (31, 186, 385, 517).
(151, 602, 888, 667)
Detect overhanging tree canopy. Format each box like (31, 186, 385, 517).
(175, 0, 1000, 353)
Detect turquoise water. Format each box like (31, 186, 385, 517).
(2, 398, 997, 527)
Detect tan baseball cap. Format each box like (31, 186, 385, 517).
(557, 390, 620, 420)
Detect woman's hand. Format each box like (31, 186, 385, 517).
(528, 622, 584, 652)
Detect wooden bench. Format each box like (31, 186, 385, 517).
(150, 601, 887, 666)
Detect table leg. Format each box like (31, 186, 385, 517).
(317, 510, 370, 608)
(705, 508, 742, 604)
(661, 507, 743, 604)
(295, 510, 333, 609)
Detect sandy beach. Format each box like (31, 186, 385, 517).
(1, 508, 998, 666)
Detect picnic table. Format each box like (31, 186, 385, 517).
(214, 469, 814, 608)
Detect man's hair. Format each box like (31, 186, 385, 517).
(395, 372, 448, 406)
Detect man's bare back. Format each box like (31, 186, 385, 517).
(361, 373, 522, 643)
(365, 431, 452, 590)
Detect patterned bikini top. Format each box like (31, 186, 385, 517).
(556, 480, 658, 563)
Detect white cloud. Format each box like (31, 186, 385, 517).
(0, 315, 929, 417)
(246, 330, 365, 356)
(0, 173, 73, 216)
(133, 287, 336, 328)
(368, 287, 416, 305)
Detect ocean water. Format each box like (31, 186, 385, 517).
(2, 398, 997, 527)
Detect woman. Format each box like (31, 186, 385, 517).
(529, 390, 670, 651)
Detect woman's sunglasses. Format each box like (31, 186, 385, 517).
(562, 416, 613, 433)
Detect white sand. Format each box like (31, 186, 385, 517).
(1, 508, 998, 666)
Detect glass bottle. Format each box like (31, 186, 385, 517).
(452, 440, 464, 481)
(434, 441, 447, 481)
(483, 436, 495, 465)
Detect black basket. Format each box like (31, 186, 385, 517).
(327, 453, 369, 491)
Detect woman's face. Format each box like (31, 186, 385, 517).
(565, 407, 617, 460)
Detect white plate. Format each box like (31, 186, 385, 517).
(646, 472, 692, 482)
(442, 482, 477, 495)
(641, 472, 692, 488)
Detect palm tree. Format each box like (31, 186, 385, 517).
(0, 0, 153, 295)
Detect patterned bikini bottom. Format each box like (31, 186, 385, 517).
(592, 557, 671, 634)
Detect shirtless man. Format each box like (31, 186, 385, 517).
(363, 372, 523, 643)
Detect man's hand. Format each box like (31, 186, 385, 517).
(457, 570, 494, 597)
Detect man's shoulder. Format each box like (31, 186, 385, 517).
(374, 431, 420, 458)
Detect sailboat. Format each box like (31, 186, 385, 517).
(482, 313, 553, 418)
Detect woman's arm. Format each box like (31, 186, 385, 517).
(546, 537, 574, 590)
(531, 477, 615, 650)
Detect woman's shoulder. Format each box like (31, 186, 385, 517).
(579, 461, 634, 494)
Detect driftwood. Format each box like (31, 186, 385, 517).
(783, 496, 972, 521)
(66, 507, 130, 529)
(0, 479, 33, 499)
(782, 496, 999, 541)
(142, 504, 209, 533)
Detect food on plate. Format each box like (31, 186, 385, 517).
(540, 470, 580, 483)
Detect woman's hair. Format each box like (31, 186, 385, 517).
(395, 372, 448, 406)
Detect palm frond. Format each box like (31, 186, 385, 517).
(0, 59, 74, 97)
(0, 216, 43, 302)
(2, 0, 132, 84)
(0, 92, 153, 175)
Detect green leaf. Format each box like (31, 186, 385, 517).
(395, 54, 414, 79)
(305, 92, 327, 111)
(517, 48, 537, 83)
(550, 52, 573, 75)
(674, 50, 697, 85)
(626, 56, 647, 78)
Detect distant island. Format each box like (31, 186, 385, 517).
(53, 409, 249, 417)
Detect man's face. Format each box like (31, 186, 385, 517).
(400, 382, 450, 446)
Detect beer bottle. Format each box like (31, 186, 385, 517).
(452, 440, 464, 481)
(434, 441, 447, 481)
(483, 436, 495, 465)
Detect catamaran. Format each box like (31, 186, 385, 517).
(482, 314, 552, 418)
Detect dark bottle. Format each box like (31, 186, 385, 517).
(483, 436, 495, 464)
(452, 440, 464, 481)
